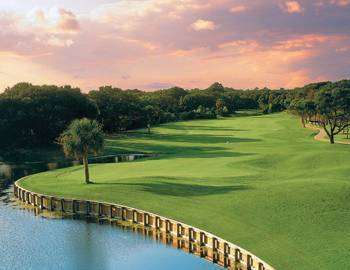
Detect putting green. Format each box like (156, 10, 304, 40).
(21, 112, 350, 270)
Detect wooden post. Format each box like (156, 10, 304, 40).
(247, 254, 253, 269)
(200, 232, 207, 258)
(189, 228, 195, 241)
(189, 241, 195, 253)
(177, 239, 183, 249)
(40, 196, 44, 209)
(98, 203, 102, 217)
(72, 200, 76, 214)
(224, 243, 231, 267)
(35, 195, 39, 207)
(213, 237, 219, 251)
(177, 224, 183, 237)
(200, 232, 206, 246)
(224, 243, 230, 255)
(50, 197, 54, 211)
(144, 213, 149, 226)
(109, 205, 113, 218)
(235, 248, 241, 262)
(122, 208, 126, 221)
(224, 256, 231, 268)
(133, 210, 138, 223)
(155, 217, 160, 229)
(86, 201, 90, 216)
(13, 185, 17, 198)
(165, 220, 170, 233)
(200, 245, 207, 257)
(32, 194, 36, 206)
(61, 199, 65, 212)
(213, 250, 219, 263)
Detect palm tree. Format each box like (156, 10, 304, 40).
(58, 118, 104, 183)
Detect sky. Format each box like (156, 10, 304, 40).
(0, 0, 349, 92)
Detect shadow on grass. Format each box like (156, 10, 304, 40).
(105, 142, 255, 159)
(106, 133, 261, 158)
(105, 122, 260, 159)
(91, 180, 251, 197)
(122, 133, 260, 144)
(159, 124, 246, 132)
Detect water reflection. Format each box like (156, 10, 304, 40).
(0, 154, 259, 270)
(0, 187, 222, 270)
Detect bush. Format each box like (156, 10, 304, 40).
(179, 111, 196, 120)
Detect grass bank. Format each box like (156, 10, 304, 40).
(21, 112, 350, 270)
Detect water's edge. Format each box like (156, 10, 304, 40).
(14, 180, 274, 270)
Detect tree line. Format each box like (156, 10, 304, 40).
(290, 80, 350, 144)
(0, 80, 349, 148)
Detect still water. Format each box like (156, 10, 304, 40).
(0, 162, 221, 270)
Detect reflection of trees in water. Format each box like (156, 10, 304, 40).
(0, 163, 48, 203)
(67, 220, 108, 270)
(7, 195, 247, 270)
(0, 162, 48, 183)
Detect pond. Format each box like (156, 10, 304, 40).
(0, 159, 222, 270)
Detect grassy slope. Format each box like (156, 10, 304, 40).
(21, 112, 350, 270)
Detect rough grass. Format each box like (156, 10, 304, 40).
(21, 112, 350, 270)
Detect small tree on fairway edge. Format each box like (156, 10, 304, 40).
(58, 118, 104, 184)
(314, 87, 350, 144)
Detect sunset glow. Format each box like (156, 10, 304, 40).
(0, 0, 349, 91)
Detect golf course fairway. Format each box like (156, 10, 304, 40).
(20, 112, 350, 270)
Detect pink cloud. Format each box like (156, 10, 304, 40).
(191, 19, 218, 31)
(57, 9, 80, 32)
(274, 35, 330, 50)
(230, 5, 247, 13)
(0, 0, 349, 91)
(47, 36, 74, 47)
(0, 8, 80, 55)
(315, 0, 350, 6)
(26, 7, 80, 34)
(330, 0, 350, 6)
(281, 1, 303, 13)
(336, 46, 350, 52)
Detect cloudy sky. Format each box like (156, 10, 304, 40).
(0, 0, 349, 91)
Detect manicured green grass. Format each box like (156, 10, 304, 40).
(335, 132, 350, 144)
(21, 112, 350, 270)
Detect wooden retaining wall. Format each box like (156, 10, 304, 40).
(14, 181, 275, 270)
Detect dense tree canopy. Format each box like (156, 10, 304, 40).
(1, 79, 349, 147)
(0, 83, 97, 148)
(291, 80, 350, 143)
(314, 87, 350, 143)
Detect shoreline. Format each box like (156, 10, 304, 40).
(14, 179, 274, 270)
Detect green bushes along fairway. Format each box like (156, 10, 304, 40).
(21, 112, 350, 270)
